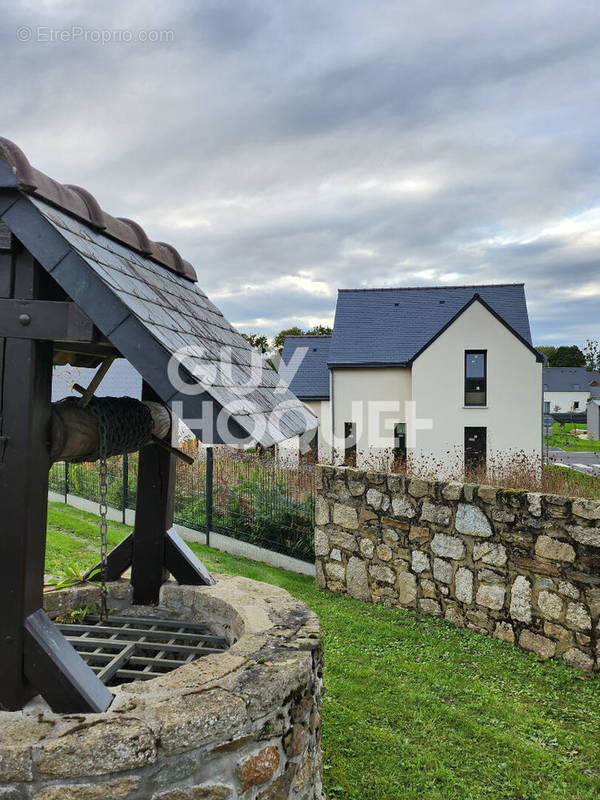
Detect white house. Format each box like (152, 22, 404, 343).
(280, 284, 543, 478)
(543, 367, 600, 414)
(52, 360, 142, 402)
(588, 398, 600, 440)
(278, 336, 332, 464)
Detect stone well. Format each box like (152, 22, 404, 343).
(0, 576, 324, 800)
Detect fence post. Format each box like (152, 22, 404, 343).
(122, 453, 129, 524)
(206, 447, 213, 547)
(64, 461, 69, 504)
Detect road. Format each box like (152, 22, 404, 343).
(548, 448, 600, 477)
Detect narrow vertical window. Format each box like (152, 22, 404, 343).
(464, 426, 486, 474)
(465, 351, 486, 406)
(393, 422, 406, 465)
(344, 422, 357, 467)
(308, 428, 318, 462)
(301, 429, 319, 463)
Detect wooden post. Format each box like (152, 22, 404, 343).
(0, 249, 52, 709)
(130, 381, 176, 604)
(206, 446, 213, 547)
(122, 453, 129, 524)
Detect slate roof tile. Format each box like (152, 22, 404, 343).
(329, 284, 533, 365)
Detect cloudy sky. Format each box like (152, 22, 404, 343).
(2, 0, 600, 345)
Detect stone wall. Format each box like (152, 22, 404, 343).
(315, 466, 600, 670)
(0, 577, 323, 799)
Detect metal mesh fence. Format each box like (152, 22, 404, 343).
(49, 448, 315, 562)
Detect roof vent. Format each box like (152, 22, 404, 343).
(439, 300, 446, 304)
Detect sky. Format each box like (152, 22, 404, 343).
(2, 0, 600, 346)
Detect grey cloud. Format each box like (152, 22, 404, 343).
(1, 0, 599, 344)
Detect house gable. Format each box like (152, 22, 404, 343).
(410, 294, 544, 365)
(328, 283, 534, 367)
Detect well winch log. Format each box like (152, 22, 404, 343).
(50, 397, 172, 462)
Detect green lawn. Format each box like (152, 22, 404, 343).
(547, 422, 600, 452)
(46, 503, 131, 576)
(544, 465, 600, 500)
(46, 502, 600, 800)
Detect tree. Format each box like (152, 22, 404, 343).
(306, 324, 333, 337)
(582, 339, 600, 371)
(536, 346, 556, 365)
(272, 326, 304, 354)
(547, 345, 586, 367)
(241, 333, 270, 354)
(272, 324, 333, 354)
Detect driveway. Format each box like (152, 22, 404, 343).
(548, 448, 600, 477)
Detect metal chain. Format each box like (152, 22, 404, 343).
(97, 415, 109, 622)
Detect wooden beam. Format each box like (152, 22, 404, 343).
(77, 355, 116, 407)
(84, 533, 133, 582)
(0, 298, 95, 341)
(24, 609, 113, 713)
(0, 252, 53, 708)
(130, 382, 175, 604)
(165, 528, 215, 586)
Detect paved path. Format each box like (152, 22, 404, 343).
(548, 449, 600, 477)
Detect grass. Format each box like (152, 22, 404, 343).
(545, 465, 600, 500)
(46, 502, 600, 800)
(547, 422, 600, 452)
(45, 503, 131, 575)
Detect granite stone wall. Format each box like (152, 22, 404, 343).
(315, 466, 600, 670)
(0, 577, 324, 799)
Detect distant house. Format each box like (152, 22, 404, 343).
(280, 283, 543, 476)
(588, 398, 600, 440)
(52, 360, 142, 402)
(543, 367, 600, 414)
(279, 336, 332, 462)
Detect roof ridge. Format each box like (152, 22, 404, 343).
(544, 367, 600, 372)
(0, 136, 196, 282)
(284, 335, 332, 340)
(338, 283, 524, 293)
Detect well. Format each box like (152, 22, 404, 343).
(0, 576, 324, 800)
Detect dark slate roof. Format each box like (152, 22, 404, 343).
(280, 336, 331, 400)
(328, 284, 534, 365)
(0, 139, 315, 446)
(543, 367, 600, 393)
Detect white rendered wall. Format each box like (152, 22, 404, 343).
(331, 367, 412, 469)
(411, 300, 542, 477)
(304, 400, 331, 462)
(276, 400, 331, 466)
(544, 391, 590, 413)
(587, 401, 600, 440)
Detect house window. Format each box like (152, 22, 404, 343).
(543, 401, 550, 414)
(301, 429, 318, 463)
(465, 426, 486, 474)
(573, 384, 580, 390)
(573, 401, 579, 410)
(543, 384, 548, 391)
(465, 351, 486, 406)
(344, 422, 356, 467)
(393, 423, 406, 464)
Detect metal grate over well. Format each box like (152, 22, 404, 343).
(56, 615, 229, 686)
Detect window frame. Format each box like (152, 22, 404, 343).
(464, 350, 487, 407)
(343, 421, 357, 467)
(393, 422, 407, 464)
